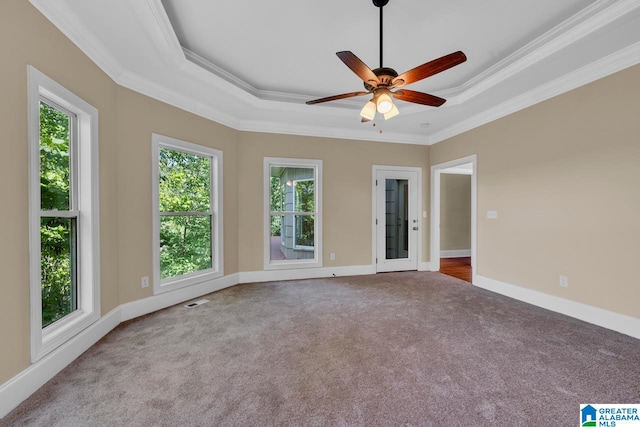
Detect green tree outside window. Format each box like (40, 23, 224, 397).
(158, 148, 213, 279)
(39, 101, 76, 327)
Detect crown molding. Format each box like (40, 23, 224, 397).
(29, 0, 126, 82)
(117, 69, 241, 130)
(183, 48, 258, 97)
(237, 119, 428, 146)
(428, 41, 640, 145)
(183, 48, 369, 108)
(144, 0, 184, 61)
(448, 0, 640, 105)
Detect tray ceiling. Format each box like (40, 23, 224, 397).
(30, 0, 640, 145)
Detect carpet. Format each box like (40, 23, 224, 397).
(3, 272, 639, 426)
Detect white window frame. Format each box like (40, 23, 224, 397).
(264, 157, 322, 270)
(151, 134, 223, 295)
(28, 66, 100, 363)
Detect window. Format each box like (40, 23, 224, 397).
(265, 158, 322, 269)
(28, 66, 100, 362)
(152, 134, 223, 294)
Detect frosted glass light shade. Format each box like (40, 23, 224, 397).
(376, 93, 393, 114)
(360, 101, 376, 121)
(383, 104, 399, 120)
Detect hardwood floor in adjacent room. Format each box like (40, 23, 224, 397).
(440, 257, 472, 282)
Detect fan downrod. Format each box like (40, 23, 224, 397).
(373, 0, 389, 68)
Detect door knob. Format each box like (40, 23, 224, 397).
(413, 227, 418, 230)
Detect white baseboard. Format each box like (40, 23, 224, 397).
(0, 307, 121, 419)
(120, 273, 240, 322)
(418, 261, 433, 272)
(440, 249, 471, 258)
(474, 275, 640, 340)
(239, 264, 375, 284)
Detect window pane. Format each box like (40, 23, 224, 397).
(385, 179, 409, 260)
(270, 214, 315, 260)
(269, 215, 285, 261)
(295, 215, 315, 247)
(294, 180, 314, 212)
(41, 217, 77, 327)
(270, 167, 314, 212)
(160, 215, 212, 279)
(269, 176, 283, 211)
(40, 102, 71, 211)
(159, 148, 210, 212)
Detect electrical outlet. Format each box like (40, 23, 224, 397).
(487, 210, 498, 219)
(559, 275, 568, 288)
(330, 252, 335, 261)
(141, 276, 149, 288)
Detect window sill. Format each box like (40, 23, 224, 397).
(264, 259, 322, 271)
(34, 309, 100, 362)
(155, 269, 224, 295)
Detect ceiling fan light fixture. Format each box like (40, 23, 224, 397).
(376, 92, 393, 114)
(360, 100, 377, 121)
(384, 103, 399, 120)
(305, 0, 467, 123)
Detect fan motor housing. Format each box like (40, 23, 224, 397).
(365, 67, 398, 91)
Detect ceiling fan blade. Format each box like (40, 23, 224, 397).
(336, 51, 380, 87)
(393, 89, 446, 107)
(306, 91, 370, 105)
(392, 51, 467, 87)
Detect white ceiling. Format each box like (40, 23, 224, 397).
(31, 0, 640, 145)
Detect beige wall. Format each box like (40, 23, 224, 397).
(440, 174, 471, 251)
(431, 64, 640, 318)
(237, 132, 430, 272)
(0, 0, 120, 384)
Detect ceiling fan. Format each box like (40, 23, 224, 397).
(306, 0, 467, 122)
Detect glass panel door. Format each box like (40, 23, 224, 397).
(376, 168, 420, 272)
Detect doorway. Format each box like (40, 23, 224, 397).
(430, 155, 477, 283)
(373, 166, 421, 272)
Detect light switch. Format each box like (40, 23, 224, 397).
(487, 210, 498, 219)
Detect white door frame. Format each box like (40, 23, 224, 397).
(372, 165, 422, 272)
(430, 155, 477, 282)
